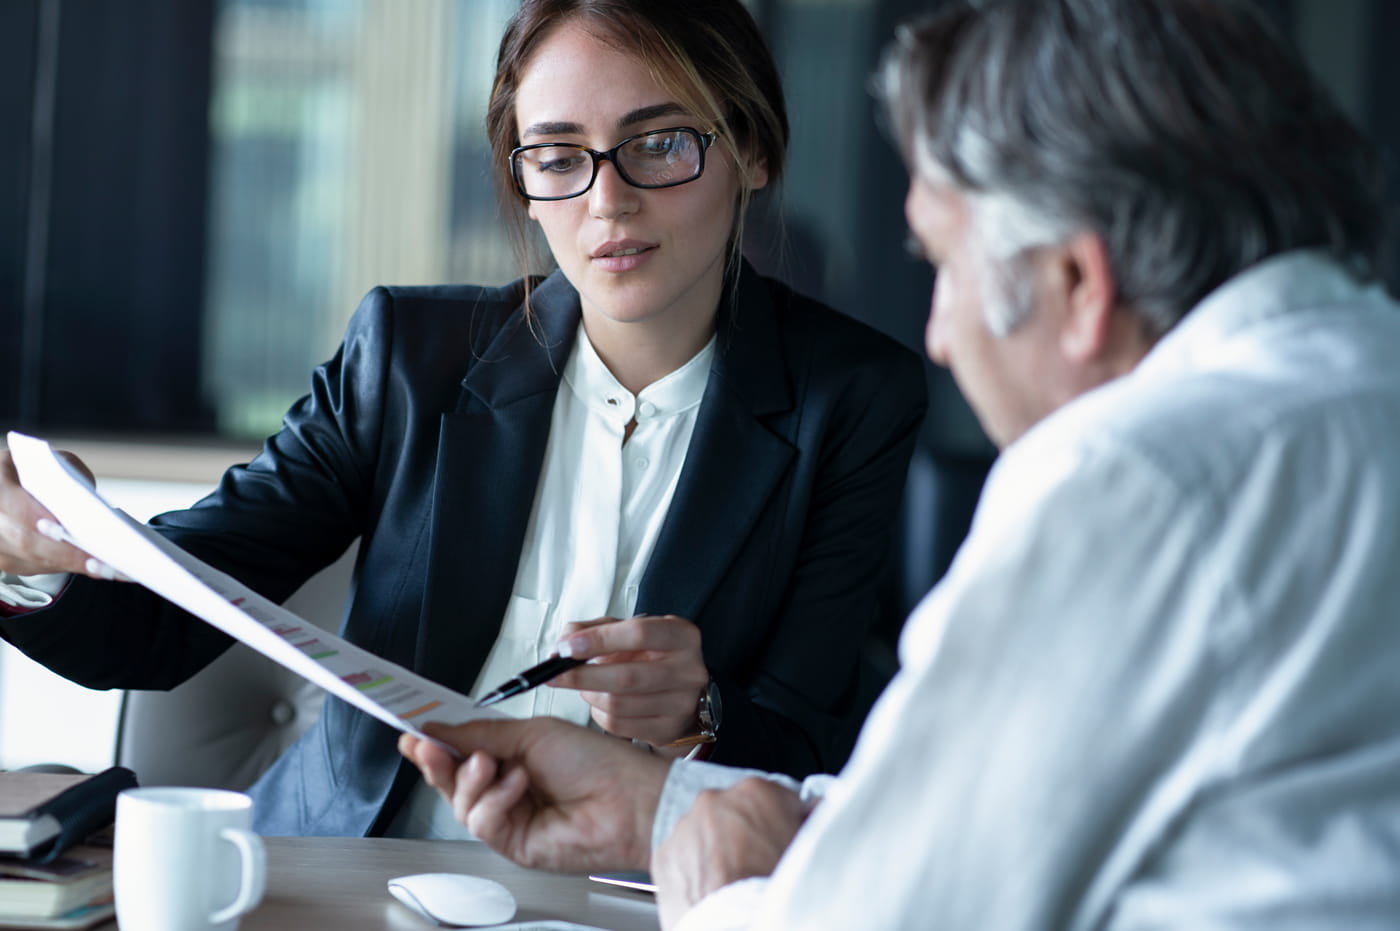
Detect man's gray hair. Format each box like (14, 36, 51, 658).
(878, 0, 1387, 338)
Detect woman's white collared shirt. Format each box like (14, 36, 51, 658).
(467, 321, 714, 723)
(389, 322, 714, 839)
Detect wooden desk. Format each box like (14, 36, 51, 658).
(102, 836, 660, 930)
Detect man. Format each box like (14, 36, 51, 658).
(401, 0, 1400, 927)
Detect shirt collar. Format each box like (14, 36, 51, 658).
(562, 321, 716, 423)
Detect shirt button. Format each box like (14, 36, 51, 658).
(636, 458, 650, 469)
(639, 401, 656, 417)
(606, 397, 619, 406)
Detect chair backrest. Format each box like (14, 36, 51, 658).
(114, 543, 357, 790)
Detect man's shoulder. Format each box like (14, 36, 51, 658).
(1016, 307, 1400, 506)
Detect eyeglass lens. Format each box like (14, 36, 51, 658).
(514, 129, 705, 200)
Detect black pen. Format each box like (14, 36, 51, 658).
(475, 654, 586, 708)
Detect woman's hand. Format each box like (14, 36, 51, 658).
(0, 449, 119, 579)
(550, 614, 710, 750)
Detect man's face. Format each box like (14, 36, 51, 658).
(904, 176, 1074, 449)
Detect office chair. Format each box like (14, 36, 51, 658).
(112, 544, 356, 791)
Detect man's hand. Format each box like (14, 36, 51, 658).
(399, 716, 670, 873)
(549, 614, 709, 749)
(0, 449, 117, 579)
(653, 777, 808, 929)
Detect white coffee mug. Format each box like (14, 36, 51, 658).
(114, 787, 267, 931)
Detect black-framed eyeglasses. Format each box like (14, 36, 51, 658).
(510, 127, 718, 201)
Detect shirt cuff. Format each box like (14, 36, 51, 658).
(0, 572, 71, 611)
(650, 768, 835, 929)
(671, 877, 769, 931)
(651, 759, 805, 853)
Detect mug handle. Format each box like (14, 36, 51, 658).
(210, 827, 267, 925)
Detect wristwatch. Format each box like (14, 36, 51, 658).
(665, 678, 722, 748)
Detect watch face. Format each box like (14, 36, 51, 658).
(700, 679, 722, 733)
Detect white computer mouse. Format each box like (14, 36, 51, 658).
(387, 872, 518, 927)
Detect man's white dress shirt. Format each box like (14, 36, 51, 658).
(658, 252, 1400, 929)
(388, 323, 713, 838)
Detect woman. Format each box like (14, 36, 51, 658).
(0, 0, 925, 837)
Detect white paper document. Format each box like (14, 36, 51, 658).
(7, 431, 497, 751)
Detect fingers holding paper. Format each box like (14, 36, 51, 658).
(398, 717, 669, 874)
(550, 614, 710, 748)
(0, 449, 122, 580)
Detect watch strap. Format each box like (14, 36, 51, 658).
(662, 678, 720, 748)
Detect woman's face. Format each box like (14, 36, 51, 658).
(514, 21, 764, 338)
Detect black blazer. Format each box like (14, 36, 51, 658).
(3, 263, 925, 835)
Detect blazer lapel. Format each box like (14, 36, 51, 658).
(637, 267, 796, 620)
(417, 273, 580, 693)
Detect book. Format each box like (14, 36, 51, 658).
(0, 770, 136, 861)
(0, 777, 78, 859)
(0, 844, 112, 922)
(0, 900, 115, 930)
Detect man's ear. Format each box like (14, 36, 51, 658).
(1058, 231, 1116, 363)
